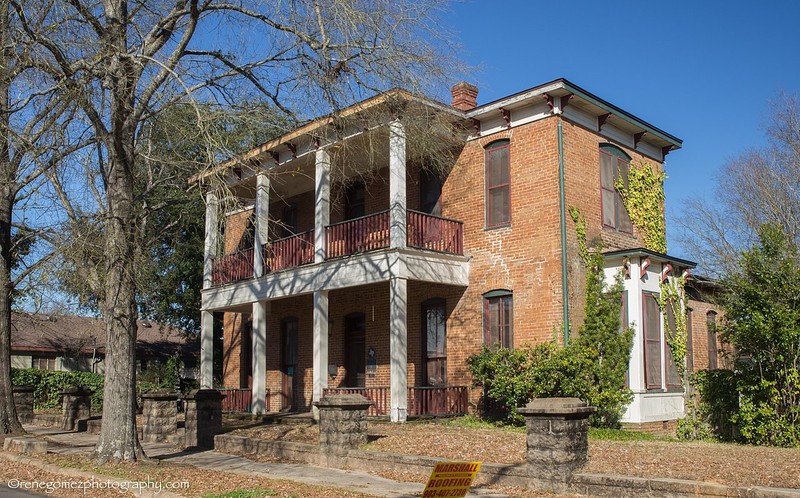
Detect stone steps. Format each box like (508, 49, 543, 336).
(3, 436, 47, 456)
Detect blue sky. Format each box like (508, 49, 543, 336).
(446, 0, 800, 258)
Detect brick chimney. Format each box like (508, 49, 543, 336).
(450, 82, 479, 111)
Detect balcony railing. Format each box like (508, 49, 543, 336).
(325, 210, 390, 259)
(407, 210, 464, 255)
(264, 230, 314, 272)
(322, 386, 468, 418)
(212, 248, 254, 286)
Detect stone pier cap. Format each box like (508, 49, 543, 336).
(517, 397, 595, 417)
(314, 394, 373, 410)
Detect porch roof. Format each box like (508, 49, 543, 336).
(602, 247, 696, 269)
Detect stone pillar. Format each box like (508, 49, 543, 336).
(61, 387, 92, 431)
(251, 300, 268, 414)
(389, 119, 407, 250)
(389, 276, 408, 423)
(314, 394, 372, 466)
(253, 173, 270, 278)
(183, 389, 225, 449)
(200, 310, 214, 389)
(314, 148, 331, 263)
(141, 389, 178, 443)
(312, 290, 329, 419)
(517, 398, 595, 482)
(12, 385, 34, 424)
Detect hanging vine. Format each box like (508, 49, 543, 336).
(616, 161, 667, 253)
(658, 275, 689, 382)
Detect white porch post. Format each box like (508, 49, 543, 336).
(253, 172, 270, 278)
(390, 276, 408, 422)
(315, 149, 331, 263)
(389, 119, 407, 249)
(200, 191, 219, 389)
(312, 290, 329, 419)
(200, 311, 214, 389)
(251, 301, 268, 414)
(203, 191, 219, 289)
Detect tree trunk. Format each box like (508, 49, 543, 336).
(0, 0, 22, 436)
(92, 0, 145, 463)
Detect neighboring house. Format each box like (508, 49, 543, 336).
(197, 78, 724, 426)
(11, 312, 198, 377)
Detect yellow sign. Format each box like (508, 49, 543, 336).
(422, 461, 481, 498)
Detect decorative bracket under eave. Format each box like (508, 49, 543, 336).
(661, 263, 673, 283)
(269, 151, 280, 166)
(640, 257, 651, 279)
(470, 118, 481, 134)
(634, 131, 647, 148)
(598, 113, 611, 131)
(662, 145, 675, 159)
(560, 94, 574, 112)
(499, 108, 511, 128)
(286, 142, 297, 159)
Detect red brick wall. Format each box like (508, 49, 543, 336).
(223, 208, 254, 254)
(222, 312, 251, 388)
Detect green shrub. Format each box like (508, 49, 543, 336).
(467, 342, 631, 427)
(12, 368, 104, 410)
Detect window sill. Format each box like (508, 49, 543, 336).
(484, 224, 511, 231)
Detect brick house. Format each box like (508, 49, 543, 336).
(197, 79, 722, 425)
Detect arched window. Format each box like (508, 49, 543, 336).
(483, 290, 513, 348)
(599, 144, 632, 234)
(485, 140, 510, 228)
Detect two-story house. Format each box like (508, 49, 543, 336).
(197, 79, 715, 427)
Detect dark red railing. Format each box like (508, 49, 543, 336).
(263, 230, 314, 273)
(218, 388, 271, 413)
(325, 210, 390, 258)
(322, 386, 468, 418)
(407, 210, 464, 255)
(212, 248, 254, 286)
(408, 386, 468, 417)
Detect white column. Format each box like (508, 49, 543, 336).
(253, 173, 270, 278)
(251, 301, 268, 414)
(200, 310, 214, 389)
(315, 149, 331, 263)
(203, 191, 219, 289)
(389, 119, 407, 249)
(312, 290, 329, 419)
(390, 276, 408, 422)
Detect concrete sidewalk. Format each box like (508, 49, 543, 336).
(21, 426, 511, 498)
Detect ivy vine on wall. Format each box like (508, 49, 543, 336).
(658, 275, 689, 383)
(616, 161, 667, 253)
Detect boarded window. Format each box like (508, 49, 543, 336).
(483, 291, 513, 348)
(485, 141, 511, 228)
(423, 300, 447, 386)
(707, 311, 718, 370)
(599, 145, 632, 234)
(643, 293, 662, 389)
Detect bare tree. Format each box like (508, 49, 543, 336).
(10, 0, 460, 461)
(676, 93, 800, 278)
(0, 0, 89, 435)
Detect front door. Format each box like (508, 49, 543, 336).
(344, 313, 366, 387)
(281, 317, 298, 411)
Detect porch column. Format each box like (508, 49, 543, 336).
(253, 172, 270, 278)
(389, 119, 407, 249)
(390, 276, 408, 422)
(251, 301, 268, 414)
(200, 310, 214, 389)
(312, 290, 329, 419)
(203, 191, 219, 289)
(315, 149, 331, 263)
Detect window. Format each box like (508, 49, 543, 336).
(485, 140, 510, 228)
(422, 299, 447, 386)
(643, 292, 662, 389)
(344, 181, 366, 220)
(599, 144, 632, 233)
(282, 204, 298, 238)
(707, 311, 718, 370)
(483, 290, 513, 348)
(664, 302, 682, 388)
(420, 169, 442, 216)
(32, 356, 57, 371)
(686, 308, 694, 374)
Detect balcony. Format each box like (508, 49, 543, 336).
(211, 211, 464, 286)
